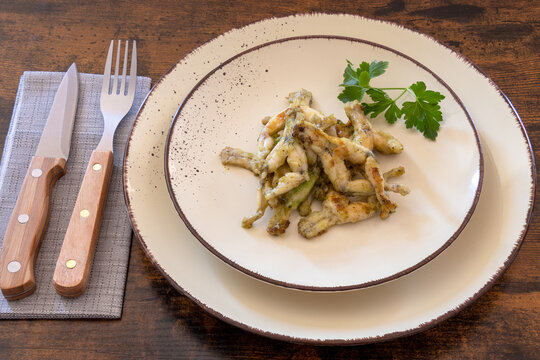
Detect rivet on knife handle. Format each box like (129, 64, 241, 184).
(53, 150, 113, 297)
(0, 157, 66, 300)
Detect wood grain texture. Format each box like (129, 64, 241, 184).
(0, 157, 66, 300)
(0, 0, 538, 358)
(53, 150, 114, 297)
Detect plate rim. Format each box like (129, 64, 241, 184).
(122, 14, 536, 345)
(163, 34, 485, 291)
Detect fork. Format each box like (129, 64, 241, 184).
(53, 40, 137, 297)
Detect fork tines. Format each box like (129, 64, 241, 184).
(102, 40, 137, 97)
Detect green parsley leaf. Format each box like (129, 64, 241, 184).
(363, 88, 393, 118)
(402, 81, 445, 140)
(368, 60, 389, 78)
(341, 60, 359, 86)
(358, 71, 371, 87)
(338, 61, 445, 140)
(384, 103, 402, 124)
(338, 86, 366, 103)
(402, 101, 425, 129)
(409, 81, 445, 104)
(358, 61, 371, 73)
(366, 88, 390, 103)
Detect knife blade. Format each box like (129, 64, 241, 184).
(0, 63, 78, 300)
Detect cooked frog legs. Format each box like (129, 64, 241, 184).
(234, 89, 333, 228)
(220, 147, 260, 175)
(241, 176, 271, 228)
(222, 90, 409, 237)
(265, 111, 308, 174)
(364, 156, 396, 218)
(292, 121, 377, 194)
(293, 121, 373, 167)
(344, 100, 403, 155)
(263, 89, 335, 201)
(298, 191, 379, 239)
(256, 89, 316, 164)
(345, 100, 408, 218)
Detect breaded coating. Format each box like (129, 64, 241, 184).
(222, 90, 409, 238)
(298, 191, 380, 239)
(344, 100, 375, 150)
(220, 147, 260, 175)
(344, 100, 403, 154)
(345, 100, 407, 217)
(293, 121, 376, 194)
(242, 177, 271, 228)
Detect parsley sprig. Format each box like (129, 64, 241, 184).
(338, 60, 445, 140)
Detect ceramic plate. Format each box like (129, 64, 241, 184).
(165, 36, 483, 291)
(123, 14, 534, 344)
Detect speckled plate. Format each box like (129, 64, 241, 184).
(123, 14, 534, 344)
(164, 35, 483, 291)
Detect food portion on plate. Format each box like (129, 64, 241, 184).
(220, 89, 409, 239)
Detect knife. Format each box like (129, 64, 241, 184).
(0, 64, 78, 300)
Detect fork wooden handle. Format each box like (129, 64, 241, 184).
(53, 150, 113, 297)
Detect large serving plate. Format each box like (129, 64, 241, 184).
(123, 14, 534, 344)
(164, 36, 483, 291)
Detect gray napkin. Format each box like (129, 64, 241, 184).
(0, 71, 151, 318)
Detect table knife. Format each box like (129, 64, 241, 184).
(0, 63, 79, 300)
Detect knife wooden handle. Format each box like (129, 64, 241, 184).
(53, 150, 113, 297)
(0, 157, 66, 300)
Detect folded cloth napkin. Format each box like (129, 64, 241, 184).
(0, 71, 151, 318)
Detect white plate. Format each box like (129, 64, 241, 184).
(164, 36, 483, 291)
(123, 14, 534, 344)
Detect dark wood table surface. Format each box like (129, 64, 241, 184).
(0, 1, 538, 358)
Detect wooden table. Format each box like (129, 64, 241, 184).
(0, 1, 538, 358)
